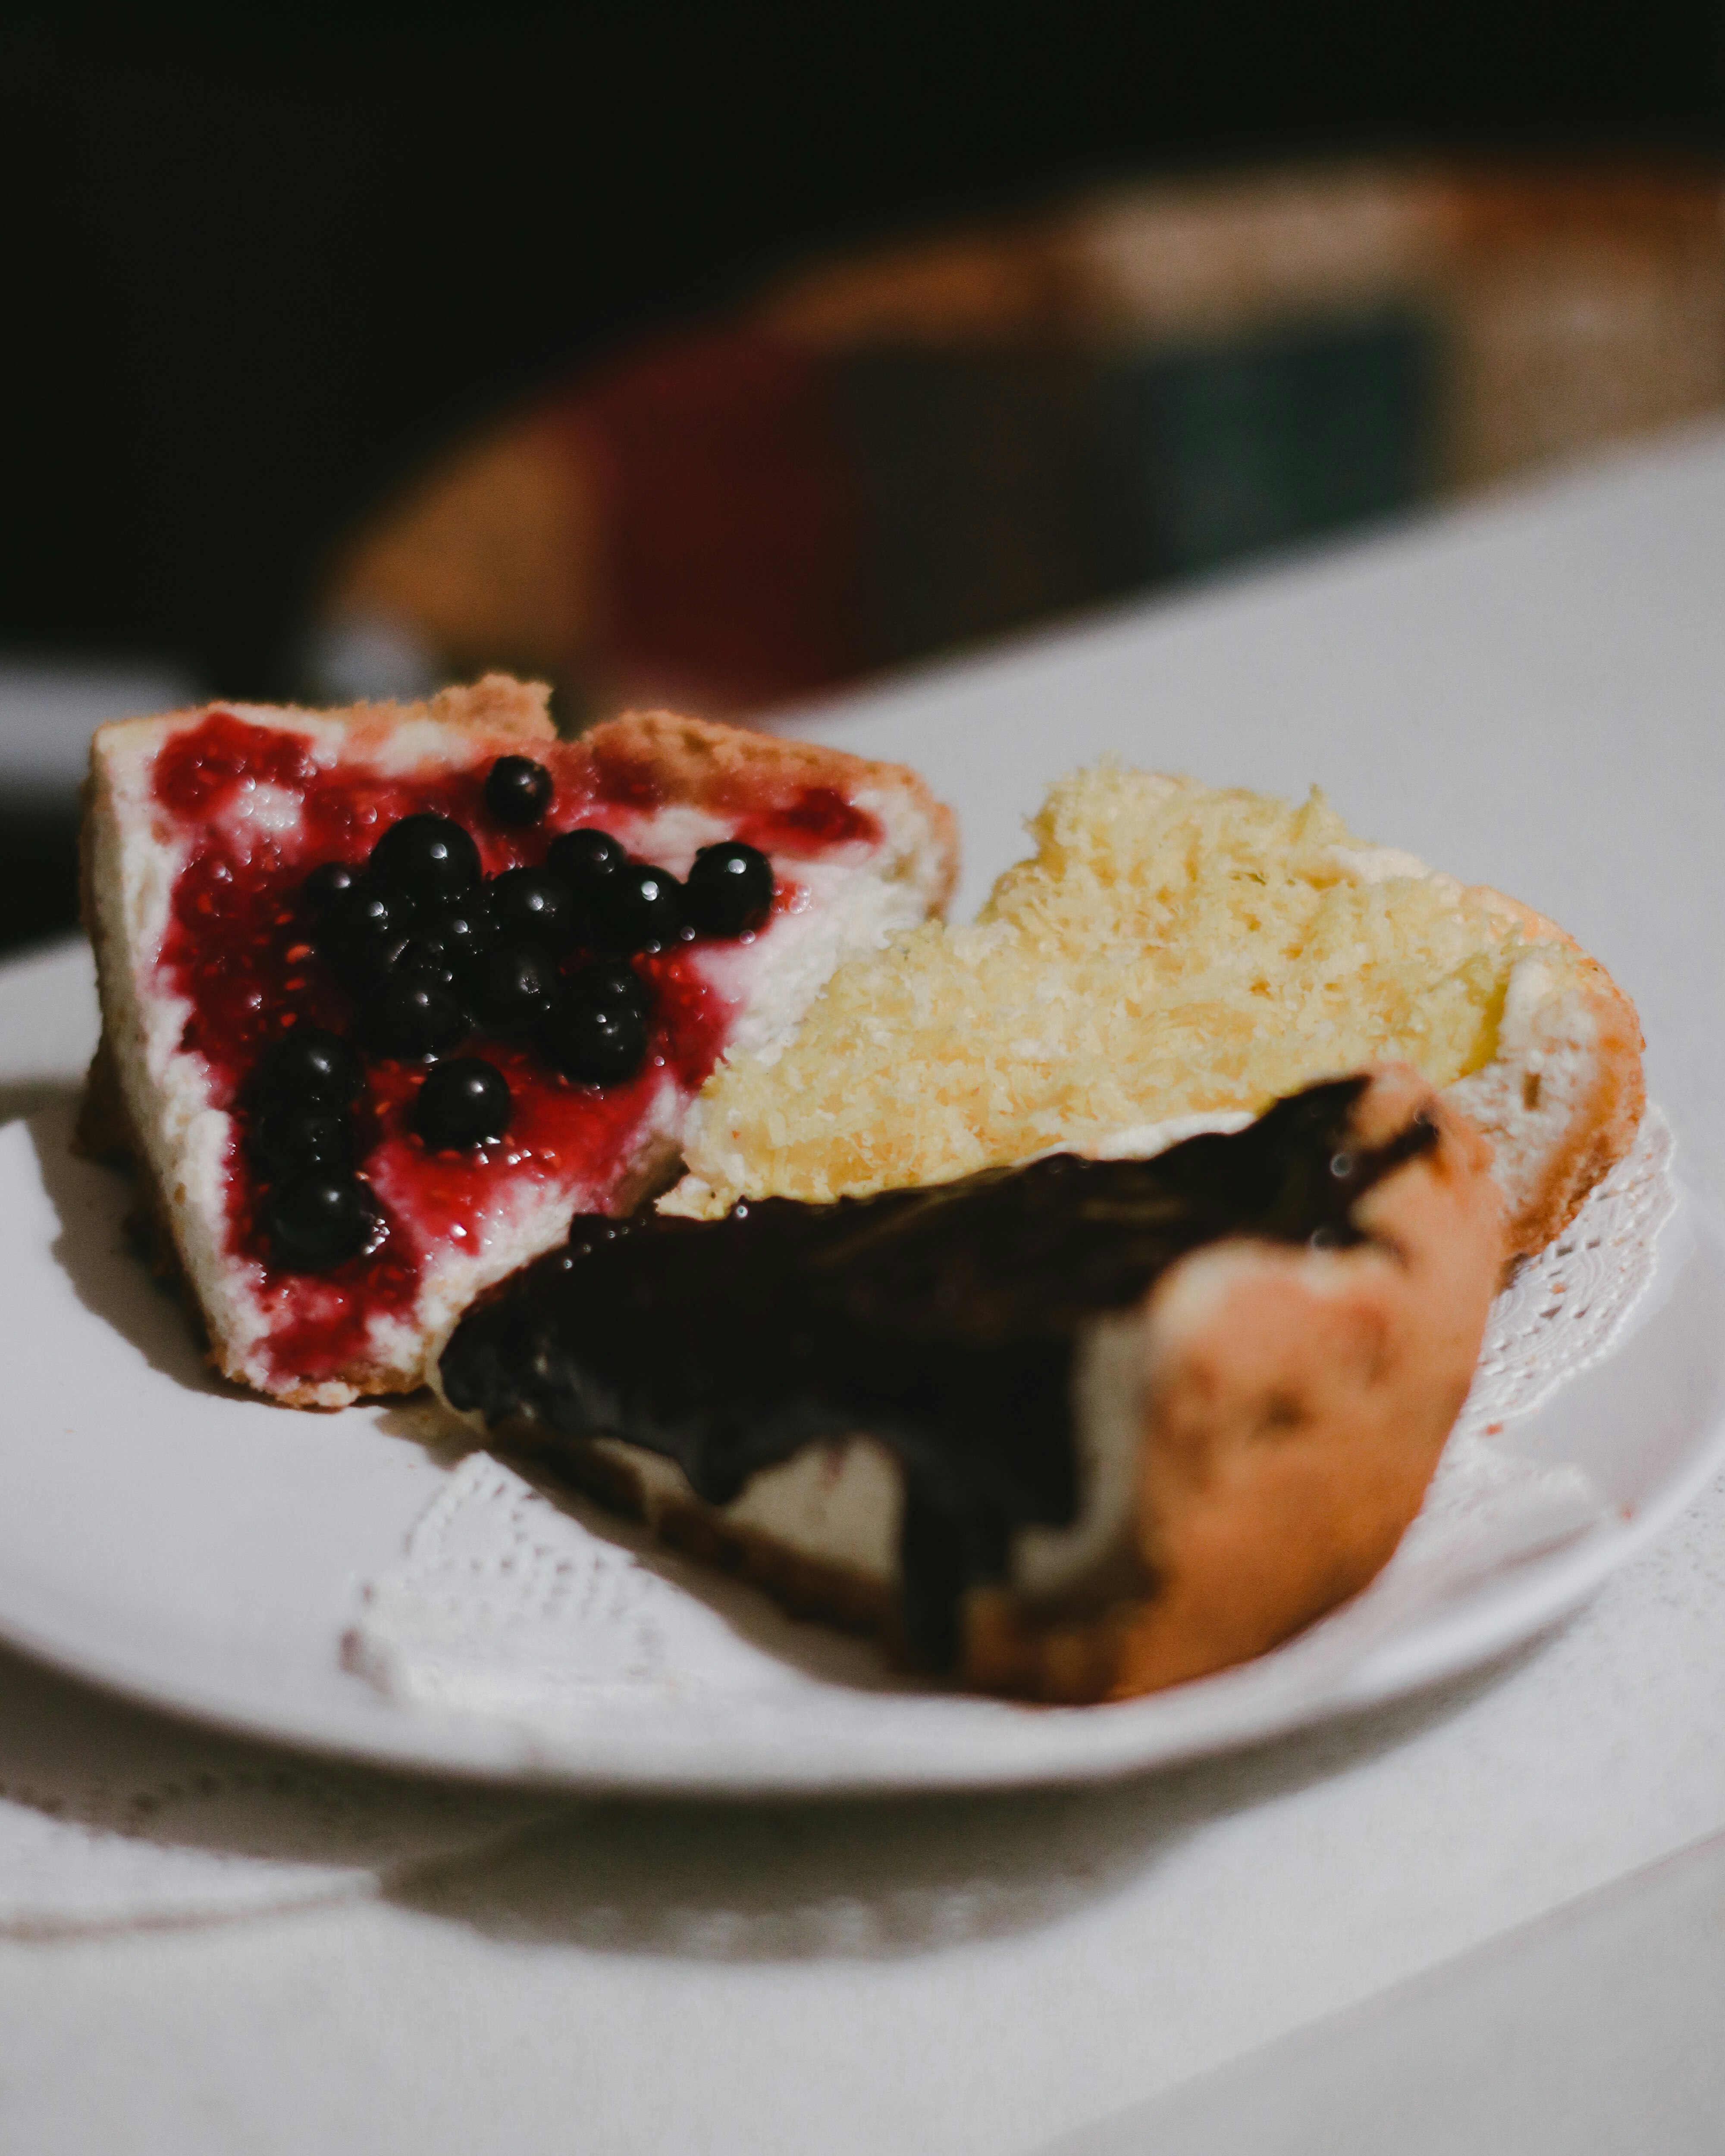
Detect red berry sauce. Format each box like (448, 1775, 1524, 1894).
(149, 712, 882, 1391)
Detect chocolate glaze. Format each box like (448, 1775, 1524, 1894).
(442, 1077, 1436, 1666)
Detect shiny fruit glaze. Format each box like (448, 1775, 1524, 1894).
(151, 712, 881, 1389)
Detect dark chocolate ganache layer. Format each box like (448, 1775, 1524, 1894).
(441, 1076, 1436, 1666)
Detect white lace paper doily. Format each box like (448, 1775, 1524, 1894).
(0, 1645, 555, 1940)
(351, 1111, 1676, 1736)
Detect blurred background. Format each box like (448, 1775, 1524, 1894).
(5, 2, 1725, 953)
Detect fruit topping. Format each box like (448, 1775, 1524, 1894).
(577, 962, 651, 1021)
(411, 1058, 513, 1150)
(397, 933, 477, 994)
(146, 709, 884, 1385)
(262, 1172, 378, 1271)
(364, 977, 470, 1062)
(369, 812, 481, 901)
(254, 1028, 364, 1111)
(483, 755, 554, 826)
(470, 943, 559, 1039)
(316, 881, 418, 985)
(413, 895, 489, 969)
(584, 862, 684, 955)
(545, 827, 627, 893)
(487, 867, 575, 950)
(541, 964, 651, 1084)
(300, 859, 361, 917)
(684, 841, 774, 937)
(251, 1105, 358, 1180)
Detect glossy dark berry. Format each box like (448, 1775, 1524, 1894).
(411, 1058, 513, 1150)
(254, 1028, 364, 1111)
(317, 880, 417, 984)
(251, 1106, 358, 1180)
(301, 859, 362, 918)
(363, 976, 469, 1062)
(545, 827, 627, 894)
(411, 898, 489, 985)
(583, 862, 684, 954)
(416, 892, 489, 948)
(487, 867, 574, 950)
(393, 933, 471, 994)
(575, 962, 651, 1020)
(684, 841, 774, 937)
(369, 813, 481, 902)
(540, 967, 650, 1084)
(484, 755, 554, 827)
(262, 1173, 375, 1271)
(470, 943, 558, 1039)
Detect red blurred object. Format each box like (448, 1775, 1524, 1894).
(568, 329, 862, 715)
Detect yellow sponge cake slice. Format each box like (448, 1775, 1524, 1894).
(667, 765, 1643, 1258)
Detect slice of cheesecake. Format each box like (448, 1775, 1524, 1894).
(79, 675, 955, 1406)
(442, 1066, 1505, 1701)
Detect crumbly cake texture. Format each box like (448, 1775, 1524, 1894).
(78, 677, 956, 1407)
(521, 1068, 1503, 1703)
(669, 765, 1643, 1260)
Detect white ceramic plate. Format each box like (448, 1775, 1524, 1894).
(2, 1074, 1724, 1794)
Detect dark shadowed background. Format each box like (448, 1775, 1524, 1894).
(3, 0, 1724, 949)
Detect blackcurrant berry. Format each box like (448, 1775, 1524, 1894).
(363, 977, 469, 1061)
(469, 943, 558, 1039)
(253, 1028, 363, 1111)
(575, 962, 650, 1020)
(250, 1105, 358, 1180)
(483, 755, 554, 827)
(317, 879, 417, 984)
(545, 827, 627, 894)
(301, 859, 361, 918)
(540, 969, 650, 1084)
(262, 1173, 375, 1271)
(583, 862, 684, 954)
(413, 897, 489, 982)
(369, 813, 480, 901)
(487, 867, 574, 950)
(411, 1059, 513, 1150)
(683, 841, 774, 937)
(393, 934, 473, 994)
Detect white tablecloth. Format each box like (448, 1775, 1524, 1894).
(7, 425, 1725, 2152)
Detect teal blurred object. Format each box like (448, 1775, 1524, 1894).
(1104, 310, 1437, 583)
(319, 163, 1725, 723)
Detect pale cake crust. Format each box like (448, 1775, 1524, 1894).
(523, 1068, 1505, 1703)
(78, 677, 958, 1407)
(581, 707, 959, 909)
(1446, 891, 1644, 1264)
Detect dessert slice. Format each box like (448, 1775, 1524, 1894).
(443, 1067, 1504, 1701)
(80, 675, 955, 1406)
(667, 764, 1643, 1260)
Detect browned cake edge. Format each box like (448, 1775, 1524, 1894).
(1455, 890, 1645, 1265)
(968, 1069, 1503, 1701)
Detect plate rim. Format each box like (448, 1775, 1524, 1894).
(0, 1115, 1719, 1795)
